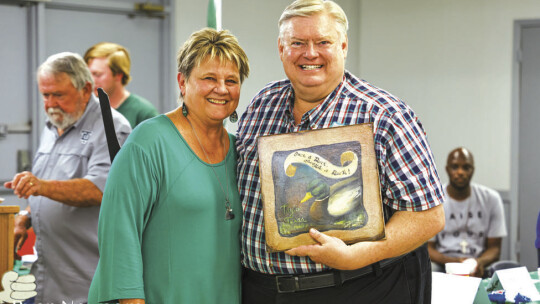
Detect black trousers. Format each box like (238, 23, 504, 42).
(242, 245, 432, 304)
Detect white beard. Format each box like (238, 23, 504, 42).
(47, 107, 79, 131)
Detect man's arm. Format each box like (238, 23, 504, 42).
(13, 206, 31, 255)
(287, 204, 445, 270)
(427, 241, 465, 265)
(36, 178, 102, 207)
(474, 237, 502, 277)
(4, 171, 102, 207)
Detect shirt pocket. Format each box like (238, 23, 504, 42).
(33, 150, 90, 180)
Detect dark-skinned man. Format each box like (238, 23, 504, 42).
(428, 147, 507, 277)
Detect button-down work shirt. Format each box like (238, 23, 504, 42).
(30, 95, 131, 303)
(236, 71, 444, 275)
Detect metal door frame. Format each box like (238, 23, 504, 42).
(0, 0, 174, 201)
(510, 18, 540, 264)
(25, 0, 173, 153)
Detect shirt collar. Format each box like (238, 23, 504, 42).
(283, 86, 296, 123)
(285, 72, 348, 130)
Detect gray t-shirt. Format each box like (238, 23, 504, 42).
(433, 183, 507, 258)
(29, 95, 131, 304)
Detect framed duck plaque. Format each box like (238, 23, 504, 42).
(257, 123, 386, 252)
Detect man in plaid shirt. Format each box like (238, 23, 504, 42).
(236, 0, 445, 303)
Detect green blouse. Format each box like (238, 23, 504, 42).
(88, 115, 241, 303)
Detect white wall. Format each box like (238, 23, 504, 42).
(359, 0, 540, 191)
(173, 0, 290, 123)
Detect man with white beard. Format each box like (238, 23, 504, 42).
(4, 52, 131, 304)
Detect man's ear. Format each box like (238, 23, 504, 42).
(342, 35, 349, 59)
(114, 72, 124, 83)
(82, 82, 93, 96)
(445, 165, 450, 177)
(278, 38, 285, 61)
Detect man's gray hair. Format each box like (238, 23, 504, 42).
(37, 52, 94, 91)
(278, 0, 348, 39)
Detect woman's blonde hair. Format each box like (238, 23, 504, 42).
(176, 28, 250, 84)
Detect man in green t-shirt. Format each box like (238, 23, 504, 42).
(84, 42, 159, 128)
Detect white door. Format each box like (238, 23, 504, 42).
(44, 3, 170, 111)
(0, 0, 173, 209)
(0, 3, 34, 207)
(517, 23, 540, 270)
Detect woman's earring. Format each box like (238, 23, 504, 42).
(182, 104, 188, 117)
(229, 111, 238, 123)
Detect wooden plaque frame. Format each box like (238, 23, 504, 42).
(257, 124, 385, 252)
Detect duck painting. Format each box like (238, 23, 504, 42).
(301, 177, 367, 227)
(256, 123, 386, 251)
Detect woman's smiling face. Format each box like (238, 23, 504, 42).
(178, 56, 241, 125)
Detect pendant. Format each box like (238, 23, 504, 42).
(225, 201, 235, 220)
(460, 239, 469, 254)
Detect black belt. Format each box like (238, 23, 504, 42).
(244, 255, 405, 293)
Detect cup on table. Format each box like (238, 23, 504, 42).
(445, 262, 472, 276)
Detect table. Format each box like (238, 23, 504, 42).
(476, 271, 540, 304)
(0, 205, 19, 277)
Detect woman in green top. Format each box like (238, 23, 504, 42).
(88, 28, 250, 304)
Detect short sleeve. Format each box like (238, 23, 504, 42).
(487, 192, 507, 238)
(85, 110, 131, 191)
(375, 110, 444, 212)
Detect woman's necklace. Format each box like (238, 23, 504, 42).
(186, 116, 235, 220)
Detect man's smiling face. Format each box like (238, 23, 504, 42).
(278, 12, 348, 104)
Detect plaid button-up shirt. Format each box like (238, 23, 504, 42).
(236, 70, 444, 274)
